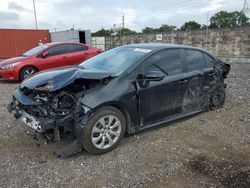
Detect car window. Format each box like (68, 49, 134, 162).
(184, 49, 205, 71)
(47, 45, 68, 57)
(67, 44, 88, 53)
(21, 45, 48, 57)
(203, 53, 218, 68)
(141, 49, 183, 76)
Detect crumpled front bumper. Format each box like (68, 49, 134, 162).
(8, 100, 55, 133)
(8, 86, 92, 157)
(8, 87, 54, 133)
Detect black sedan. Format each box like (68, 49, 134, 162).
(8, 44, 230, 157)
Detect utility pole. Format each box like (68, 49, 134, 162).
(32, 0, 38, 29)
(205, 0, 209, 49)
(243, 0, 249, 13)
(120, 14, 124, 46)
(205, 11, 209, 49)
(122, 14, 125, 29)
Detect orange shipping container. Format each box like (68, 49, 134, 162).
(0, 29, 51, 59)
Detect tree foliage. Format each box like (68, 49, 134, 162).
(92, 28, 137, 36)
(142, 27, 156, 33)
(210, 11, 249, 28)
(158, 24, 176, 32)
(92, 28, 112, 37)
(142, 24, 176, 33)
(119, 28, 137, 35)
(180, 21, 201, 31)
(92, 10, 249, 36)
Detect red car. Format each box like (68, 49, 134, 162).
(0, 42, 102, 81)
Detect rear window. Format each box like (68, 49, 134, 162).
(67, 44, 88, 53)
(184, 49, 205, 71)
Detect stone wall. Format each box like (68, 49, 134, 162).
(104, 26, 250, 62)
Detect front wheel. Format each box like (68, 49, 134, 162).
(210, 87, 226, 110)
(82, 106, 126, 154)
(20, 66, 38, 81)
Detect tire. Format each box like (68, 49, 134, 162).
(82, 106, 126, 154)
(210, 86, 226, 110)
(20, 66, 38, 81)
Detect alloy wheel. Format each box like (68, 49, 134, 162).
(91, 115, 121, 149)
(23, 68, 36, 79)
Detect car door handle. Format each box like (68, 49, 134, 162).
(62, 56, 67, 59)
(178, 79, 188, 84)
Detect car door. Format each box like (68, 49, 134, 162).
(203, 52, 220, 85)
(181, 49, 207, 113)
(135, 49, 187, 126)
(67, 44, 89, 65)
(37, 44, 72, 70)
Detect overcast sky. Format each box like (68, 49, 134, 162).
(0, 0, 249, 32)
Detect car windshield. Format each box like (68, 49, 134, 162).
(79, 46, 152, 75)
(21, 45, 48, 57)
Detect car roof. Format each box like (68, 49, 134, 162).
(43, 42, 84, 46)
(124, 43, 207, 52)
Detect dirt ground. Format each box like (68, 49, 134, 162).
(0, 62, 249, 188)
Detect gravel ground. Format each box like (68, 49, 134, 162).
(0, 63, 249, 187)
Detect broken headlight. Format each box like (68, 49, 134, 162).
(81, 104, 91, 114)
(35, 80, 54, 91)
(36, 85, 54, 91)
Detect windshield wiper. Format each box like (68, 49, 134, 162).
(79, 66, 86, 69)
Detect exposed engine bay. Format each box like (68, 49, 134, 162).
(19, 79, 98, 120)
(8, 77, 109, 157)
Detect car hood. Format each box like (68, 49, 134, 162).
(21, 66, 115, 91)
(0, 56, 28, 66)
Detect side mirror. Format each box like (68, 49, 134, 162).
(144, 71, 164, 81)
(42, 51, 49, 58)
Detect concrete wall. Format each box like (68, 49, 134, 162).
(104, 26, 250, 63)
(91, 37, 105, 51)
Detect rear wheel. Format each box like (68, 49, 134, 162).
(82, 106, 126, 154)
(210, 87, 226, 110)
(20, 66, 38, 81)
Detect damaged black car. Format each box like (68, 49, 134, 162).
(8, 44, 230, 157)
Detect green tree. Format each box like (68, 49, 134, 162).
(142, 25, 176, 33)
(119, 28, 137, 35)
(234, 11, 250, 26)
(201, 25, 207, 29)
(210, 11, 249, 28)
(92, 28, 112, 37)
(92, 28, 137, 36)
(142, 27, 156, 33)
(158, 24, 176, 32)
(180, 21, 201, 31)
